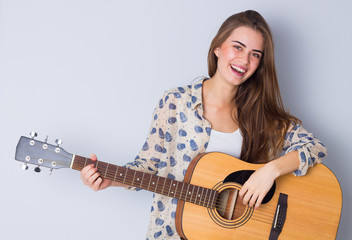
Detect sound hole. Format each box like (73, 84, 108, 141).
(223, 170, 276, 205)
(216, 188, 246, 220)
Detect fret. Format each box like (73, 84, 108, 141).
(147, 173, 152, 191)
(189, 185, 195, 204)
(163, 178, 172, 196)
(113, 165, 119, 182)
(104, 163, 109, 178)
(133, 171, 144, 188)
(140, 172, 145, 189)
(84, 157, 88, 167)
(131, 170, 137, 186)
(116, 167, 125, 182)
(180, 183, 185, 201)
(96, 160, 99, 168)
(195, 186, 200, 204)
(211, 190, 217, 208)
(199, 187, 205, 206)
(202, 188, 209, 207)
(161, 178, 166, 195)
(123, 168, 128, 184)
(173, 181, 178, 198)
(207, 189, 213, 208)
(192, 186, 196, 204)
(155, 176, 160, 194)
(166, 179, 173, 197)
(150, 175, 158, 192)
(116, 167, 128, 184)
(188, 185, 193, 203)
(185, 184, 190, 202)
(168, 180, 173, 197)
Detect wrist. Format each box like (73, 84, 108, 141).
(266, 160, 282, 179)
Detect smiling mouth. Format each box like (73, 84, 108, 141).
(231, 65, 247, 74)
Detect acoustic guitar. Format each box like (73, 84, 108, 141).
(15, 134, 342, 239)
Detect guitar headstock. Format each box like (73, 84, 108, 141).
(15, 132, 73, 173)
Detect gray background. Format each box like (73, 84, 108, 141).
(1, 0, 351, 239)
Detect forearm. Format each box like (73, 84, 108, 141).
(267, 151, 300, 178)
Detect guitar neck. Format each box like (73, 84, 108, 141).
(71, 155, 217, 208)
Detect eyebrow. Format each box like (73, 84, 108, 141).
(233, 41, 264, 55)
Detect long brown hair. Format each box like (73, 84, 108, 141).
(208, 10, 301, 163)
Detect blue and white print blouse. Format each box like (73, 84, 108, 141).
(125, 78, 327, 240)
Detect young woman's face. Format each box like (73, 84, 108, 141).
(214, 26, 264, 87)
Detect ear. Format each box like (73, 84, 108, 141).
(214, 47, 220, 57)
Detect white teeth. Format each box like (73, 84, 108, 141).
(231, 65, 246, 73)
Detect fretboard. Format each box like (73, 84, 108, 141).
(71, 155, 217, 208)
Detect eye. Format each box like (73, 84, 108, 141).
(251, 52, 261, 59)
(234, 45, 242, 50)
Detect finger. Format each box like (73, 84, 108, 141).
(242, 190, 253, 206)
(82, 167, 98, 185)
(248, 193, 259, 208)
(239, 184, 248, 197)
(87, 172, 101, 185)
(81, 164, 95, 177)
(255, 195, 265, 209)
(90, 153, 97, 161)
(92, 177, 103, 191)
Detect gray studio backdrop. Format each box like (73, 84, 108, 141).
(1, 0, 351, 239)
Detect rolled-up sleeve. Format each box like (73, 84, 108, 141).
(283, 123, 327, 176)
(124, 92, 170, 189)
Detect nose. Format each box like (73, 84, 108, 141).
(239, 51, 250, 65)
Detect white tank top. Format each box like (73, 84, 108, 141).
(205, 129, 243, 158)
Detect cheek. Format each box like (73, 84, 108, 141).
(250, 59, 261, 72)
(219, 47, 236, 62)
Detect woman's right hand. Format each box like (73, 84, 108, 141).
(80, 154, 112, 191)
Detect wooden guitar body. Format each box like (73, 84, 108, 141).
(176, 153, 342, 239)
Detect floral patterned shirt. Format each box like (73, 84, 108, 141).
(125, 78, 327, 240)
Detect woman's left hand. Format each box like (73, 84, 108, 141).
(238, 163, 278, 209)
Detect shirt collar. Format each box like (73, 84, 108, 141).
(190, 77, 208, 110)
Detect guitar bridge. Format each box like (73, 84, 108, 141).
(269, 193, 288, 240)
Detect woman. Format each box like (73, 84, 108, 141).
(80, 10, 327, 239)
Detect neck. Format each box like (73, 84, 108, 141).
(203, 76, 238, 108)
(71, 155, 218, 208)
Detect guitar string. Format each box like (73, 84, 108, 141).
(74, 161, 243, 211)
(41, 158, 275, 223)
(73, 161, 279, 216)
(40, 156, 276, 216)
(252, 214, 274, 222)
(73, 160, 280, 219)
(38, 156, 268, 213)
(74, 161, 220, 208)
(27, 158, 275, 224)
(253, 209, 275, 218)
(34, 153, 278, 223)
(74, 161, 237, 211)
(250, 217, 272, 225)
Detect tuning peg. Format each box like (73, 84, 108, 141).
(55, 139, 63, 146)
(21, 163, 29, 170)
(49, 168, 53, 175)
(30, 131, 38, 139)
(34, 166, 41, 173)
(44, 135, 48, 143)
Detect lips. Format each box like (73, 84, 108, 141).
(230, 64, 247, 76)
